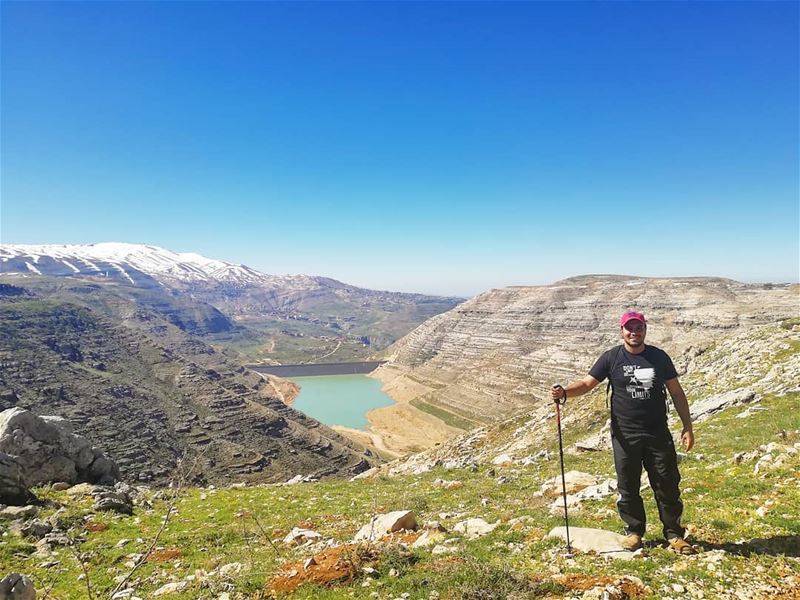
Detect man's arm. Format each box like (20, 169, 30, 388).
(666, 377, 694, 451)
(550, 375, 601, 401)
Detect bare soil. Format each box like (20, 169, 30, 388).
(364, 400, 462, 455)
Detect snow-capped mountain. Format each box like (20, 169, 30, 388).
(0, 242, 323, 290)
(0, 242, 463, 364)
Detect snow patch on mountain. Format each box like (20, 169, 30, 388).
(0, 242, 320, 289)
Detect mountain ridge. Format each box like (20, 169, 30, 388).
(0, 242, 467, 298)
(1, 243, 463, 364)
(371, 276, 798, 434)
(1, 242, 352, 289)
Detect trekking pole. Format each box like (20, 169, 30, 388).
(552, 385, 573, 556)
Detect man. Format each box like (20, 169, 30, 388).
(550, 310, 696, 554)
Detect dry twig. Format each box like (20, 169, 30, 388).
(108, 450, 204, 598)
(65, 539, 96, 600)
(251, 511, 283, 558)
(37, 560, 64, 600)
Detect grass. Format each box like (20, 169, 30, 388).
(773, 338, 800, 363)
(3, 391, 798, 599)
(779, 317, 800, 330)
(410, 398, 479, 431)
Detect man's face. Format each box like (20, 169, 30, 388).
(622, 320, 646, 347)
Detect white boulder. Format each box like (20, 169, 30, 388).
(353, 510, 417, 542)
(150, 581, 188, 596)
(283, 527, 322, 546)
(411, 530, 446, 548)
(540, 471, 599, 496)
(453, 518, 499, 538)
(547, 526, 639, 560)
(0, 408, 119, 488)
(0, 452, 33, 506)
(691, 388, 756, 423)
(492, 453, 514, 466)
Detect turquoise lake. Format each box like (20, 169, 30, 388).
(289, 374, 395, 430)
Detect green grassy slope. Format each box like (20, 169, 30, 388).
(3, 396, 797, 599)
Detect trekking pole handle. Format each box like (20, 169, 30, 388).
(552, 384, 567, 405)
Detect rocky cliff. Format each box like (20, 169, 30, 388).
(0, 284, 375, 486)
(374, 276, 798, 424)
(369, 313, 800, 479)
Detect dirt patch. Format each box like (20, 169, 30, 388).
(383, 531, 422, 545)
(332, 424, 403, 460)
(267, 543, 381, 595)
(363, 367, 463, 455)
(365, 401, 462, 455)
(296, 519, 316, 529)
(525, 527, 546, 542)
(768, 575, 800, 599)
(556, 574, 616, 590)
(320, 514, 347, 524)
(148, 548, 183, 562)
(554, 574, 648, 598)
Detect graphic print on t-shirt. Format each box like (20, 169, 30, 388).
(622, 365, 655, 400)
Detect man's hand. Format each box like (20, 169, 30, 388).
(551, 385, 565, 402)
(681, 428, 694, 451)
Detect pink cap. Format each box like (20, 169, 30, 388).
(619, 311, 646, 328)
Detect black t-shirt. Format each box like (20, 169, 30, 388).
(589, 344, 678, 433)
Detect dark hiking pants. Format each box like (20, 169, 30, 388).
(611, 426, 685, 540)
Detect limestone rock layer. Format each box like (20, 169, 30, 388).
(375, 276, 798, 422)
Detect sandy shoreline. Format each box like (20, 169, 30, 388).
(343, 365, 462, 457)
(256, 372, 300, 406)
(331, 424, 403, 460)
(333, 398, 462, 458)
(363, 400, 462, 455)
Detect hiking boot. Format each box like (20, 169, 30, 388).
(668, 537, 697, 555)
(620, 533, 643, 551)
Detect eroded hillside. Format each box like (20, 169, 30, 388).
(372, 317, 800, 478)
(374, 276, 798, 428)
(0, 283, 375, 486)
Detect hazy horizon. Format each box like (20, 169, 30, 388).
(2, 240, 797, 298)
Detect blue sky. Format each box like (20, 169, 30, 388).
(1, 1, 797, 296)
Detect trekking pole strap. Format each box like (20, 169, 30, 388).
(553, 384, 566, 406)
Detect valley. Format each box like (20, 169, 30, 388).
(1, 259, 797, 600)
(2, 317, 797, 599)
(2, 6, 796, 597)
(0, 243, 463, 366)
(0, 281, 375, 486)
(2, 250, 797, 481)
